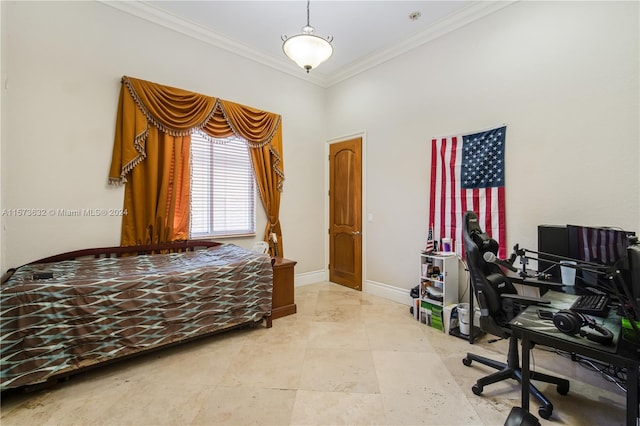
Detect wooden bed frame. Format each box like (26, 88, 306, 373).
(2, 241, 225, 282)
(32, 240, 223, 262)
(1, 241, 274, 393)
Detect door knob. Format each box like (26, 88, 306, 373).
(351, 231, 361, 236)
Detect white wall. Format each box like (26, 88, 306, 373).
(326, 1, 640, 298)
(1, 1, 327, 274)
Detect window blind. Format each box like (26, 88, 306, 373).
(190, 131, 255, 238)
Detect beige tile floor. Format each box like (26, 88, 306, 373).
(1, 282, 628, 425)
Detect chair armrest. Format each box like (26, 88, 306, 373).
(501, 293, 550, 305)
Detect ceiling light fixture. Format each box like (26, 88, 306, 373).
(281, 0, 333, 73)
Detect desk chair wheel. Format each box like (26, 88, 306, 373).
(472, 384, 483, 396)
(557, 382, 569, 395)
(538, 403, 553, 420)
(463, 358, 484, 394)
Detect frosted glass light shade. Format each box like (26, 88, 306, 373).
(282, 33, 333, 73)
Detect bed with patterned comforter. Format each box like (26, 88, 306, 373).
(0, 243, 273, 391)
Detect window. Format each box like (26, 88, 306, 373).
(190, 131, 256, 238)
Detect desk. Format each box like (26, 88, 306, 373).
(509, 291, 639, 425)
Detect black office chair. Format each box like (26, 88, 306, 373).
(461, 211, 569, 419)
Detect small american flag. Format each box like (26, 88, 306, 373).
(428, 125, 507, 258)
(425, 225, 435, 252)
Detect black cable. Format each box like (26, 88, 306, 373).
(459, 256, 470, 302)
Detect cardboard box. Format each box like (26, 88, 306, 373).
(413, 298, 420, 321)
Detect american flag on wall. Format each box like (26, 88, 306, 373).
(428, 125, 507, 259)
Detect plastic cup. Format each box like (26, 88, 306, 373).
(560, 260, 577, 286)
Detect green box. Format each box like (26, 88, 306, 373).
(421, 301, 444, 331)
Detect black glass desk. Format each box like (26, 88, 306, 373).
(509, 291, 639, 425)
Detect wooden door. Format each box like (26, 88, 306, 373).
(329, 137, 362, 290)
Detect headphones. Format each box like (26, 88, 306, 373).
(552, 310, 614, 346)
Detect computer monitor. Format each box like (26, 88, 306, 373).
(538, 225, 569, 282)
(567, 225, 635, 289)
(567, 225, 633, 265)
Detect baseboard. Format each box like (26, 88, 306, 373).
(294, 269, 326, 287)
(293, 273, 413, 307)
(364, 280, 413, 306)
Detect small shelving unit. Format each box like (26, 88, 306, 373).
(416, 252, 459, 331)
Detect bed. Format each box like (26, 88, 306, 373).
(0, 241, 273, 392)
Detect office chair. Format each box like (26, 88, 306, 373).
(461, 211, 569, 419)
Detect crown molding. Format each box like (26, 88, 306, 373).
(99, 0, 516, 89)
(98, 0, 329, 87)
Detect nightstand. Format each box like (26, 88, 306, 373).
(271, 257, 297, 319)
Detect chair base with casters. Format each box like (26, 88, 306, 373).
(462, 336, 569, 419)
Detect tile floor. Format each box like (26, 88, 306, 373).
(1, 282, 629, 425)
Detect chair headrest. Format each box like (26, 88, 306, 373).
(464, 212, 499, 255)
(472, 230, 499, 255)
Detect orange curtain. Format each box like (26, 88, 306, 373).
(120, 129, 190, 245)
(109, 76, 285, 254)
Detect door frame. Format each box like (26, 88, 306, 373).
(325, 131, 367, 286)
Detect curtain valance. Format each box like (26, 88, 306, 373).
(108, 75, 284, 189)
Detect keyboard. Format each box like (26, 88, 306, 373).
(570, 294, 610, 317)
